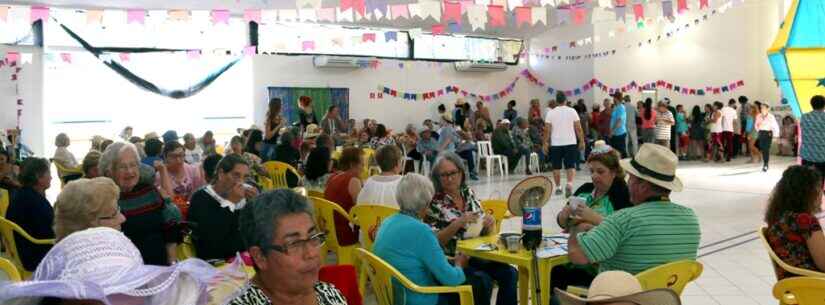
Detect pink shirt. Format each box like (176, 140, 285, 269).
(640, 110, 657, 129)
(156, 163, 206, 201)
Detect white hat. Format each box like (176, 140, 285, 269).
(304, 124, 321, 139)
(620, 143, 683, 192)
(501, 119, 511, 125)
(556, 271, 681, 305)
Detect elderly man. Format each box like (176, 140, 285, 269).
(182, 133, 203, 164)
(491, 119, 522, 174)
(566, 144, 700, 276)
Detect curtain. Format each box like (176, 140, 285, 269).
(267, 87, 349, 126)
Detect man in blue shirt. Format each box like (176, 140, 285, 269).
(801, 95, 825, 179)
(438, 114, 479, 180)
(610, 93, 628, 158)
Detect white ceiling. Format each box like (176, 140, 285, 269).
(3, 0, 555, 38)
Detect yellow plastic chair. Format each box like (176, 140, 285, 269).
(758, 227, 825, 279)
(309, 196, 355, 265)
(350, 205, 400, 293)
(53, 160, 83, 187)
(0, 217, 56, 279)
(0, 257, 21, 282)
(0, 188, 9, 217)
(567, 260, 703, 297)
(307, 190, 325, 199)
(215, 144, 225, 155)
(177, 233, 197, 261)
(262, 161, 301, 190)
(356, 248, 474, 305)
(359, 148, 378, 181)
(257, 175, 275, 191)
(635, 260, 704, 295)
(480, 199, 508, 234)
(773, 277, 825, 305)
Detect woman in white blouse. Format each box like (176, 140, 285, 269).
(755, 103, 781, 172)
(53, 133, 82, 182)
(357, 144, 403, 208)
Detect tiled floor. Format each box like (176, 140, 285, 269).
(459, 156, 796, 305)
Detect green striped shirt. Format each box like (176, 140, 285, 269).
(577, 201, 700, 274)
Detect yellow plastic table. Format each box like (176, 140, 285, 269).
(457, 235, 569, 305)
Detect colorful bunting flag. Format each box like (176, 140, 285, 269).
(384, 31, 397, 42)
(362, 33, 376, 42)
(467, 4, 487, 30)
(341, 0, 366, 17)
(418, 1, 442, 21)
(700, 0, 709, 9)
(302, 41, 315, 51)
(119, 53, 130, 62)
(30, 6, 49, 24)
(448, 22, 461, 32)
(60, 53, 72, 63)
(662, 0, 674, 19)
(317, 8, 336, 21)
(211, 9, 230, 25)
(515, 7, 531, 27)
(572, 7, 586, 25)
(431, 24, 445, 34)
(390, 4, 409, 19)
(443, 1, 462, 24)
(633, 4, 644, 21)
(615, 5, 626, 22)
(296, 0, 323, 9)
(532, 6, 547, 26)
(127, 9, 146, 24)
(677, 0, 688, 14)
(488, 5, 506, 27)
(86, 9, 103, 24)
(243, 9, 261, 23)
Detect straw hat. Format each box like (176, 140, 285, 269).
(0, 227, 246, 305)
(556, 271, 681, 305)
(620, 143, 683, 192)
(591, 140, 613, 155)
(304, 124, 321, 139)
(507, 176, 554, 216)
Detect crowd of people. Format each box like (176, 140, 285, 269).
(0, 93, 824, 305)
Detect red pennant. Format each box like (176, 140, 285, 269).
(341, 0, 366, 17)
(677, 0, 688, 14)
(431, 24, 445, 35)
(488, 5, 505, 27)
(572, 8, 586, 25)
(700, 0, 709, 9)
(515, 7, 531, 28)
(362, 33, 376, 42)
(633, 4, 644, 21)
(443, 1, 462, 24)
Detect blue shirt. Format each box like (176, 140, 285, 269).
(437, 126, 459, 152)
(141, 156, 161, 167)
(800, 110, 825, 162)
(744, 116, 754, 134)
(675, 113, 689, 134)
(611, 104, 627, 136)
(373, 213, 465, 305)
(416, 137, 438, 154)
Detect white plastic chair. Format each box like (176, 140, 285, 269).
(529, 152, 540, 173)
(476, 141, 506, 178)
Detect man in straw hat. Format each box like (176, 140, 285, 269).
(555, 271, 682, 305)
(565, 144, 700, 275)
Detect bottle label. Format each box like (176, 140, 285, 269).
(522, 207, 542, 230)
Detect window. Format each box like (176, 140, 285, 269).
(257, 22, 410, 58)
(413, 35, 523, 64)
(44, 8, 247, 50)
(0, 6, 35, 45)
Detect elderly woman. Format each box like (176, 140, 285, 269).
(324, 147, 363, 247)
(0, 227, 239, 305)
(231, 190, 348, 305)
(373, 173, 467, 305)
(199, 130, 217, 156)
(369, 124, 396, 149)
(7, 157, 54, 271)
(229, 135, 267, 178)
(273, 129, 302, 188)
(81, 150, 102, 178)
(157, 141, 206, 204)
(552, 141, 631, 292)
(401, 124, 421, 170)
(53, 133, 82, 183)
(304, 146, 334, 193)
(0, 147, 21, 191)
(100, 142, 182, 266)
(426, 152, 517, 305)
(53, 177, 126, 241)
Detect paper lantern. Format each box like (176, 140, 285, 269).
(767, 0, 825, 117)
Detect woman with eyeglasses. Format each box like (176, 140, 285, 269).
(53, 177, 126, 241)
(425, 152, 517, 305)
(100, 142, 183, 266)
(231, 189, 347, 305)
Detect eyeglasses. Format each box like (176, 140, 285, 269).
(439, 170, 462, 180)
(266, 232, 326, 256)
(166, 153, 185, 160)
(98, 206, 121, 221)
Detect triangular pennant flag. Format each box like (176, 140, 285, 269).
(5, 52, 20, 64)
(384, 31, 397, 42)
(615, 5, 627, 22)
(431, 24, 445, 34)
(633, 4, 643, 21)
(572, 7, 586, 25)
(408, 4, 423, 19)
(243, 46, 257, 57)
(662, 0, 674, 18)
(515, 7, 531, 27)
(211, 9, 230, 25)
(296, 0, 322, 9)
(119, 53, 130, 62)
(21, 53, 32, 64)
(187, 50, 201, 60)
(448, 22, 461, 32)
(30, 6, 49, 24)
(341, 0, 367, 17)
(488, 5, 506, 27)
(677, 0, 688, 14)
(127, 9, 146, 24)
(390, 4, 409, 19)
(700, 0, 709, 9)
(366, 0, 389, 17)
(60, 52, 72, 63)
(507, 0, 523, 11)
(467, 4, 487, 30)
(244, 9, 261, 23)
(318, 8, 336, 21)
(302, 41, 316, 51)
(443, 1, 462, 24)
(86, 9, 103, 24)
(363, 33, 376, 42)
(532, 7, 547, 26)
(419, 1, 442, 21)
(337, 7, 354, 22)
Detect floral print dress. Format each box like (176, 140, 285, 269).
(424, 186, 483, 257)
(766, 211, 823, 279)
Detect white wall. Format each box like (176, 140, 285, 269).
(528, 0, 785, 110)
(0, 45, 44, 155)
(251, 55, 532, 131)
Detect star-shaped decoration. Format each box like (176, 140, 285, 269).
(818, 78, 825, 88)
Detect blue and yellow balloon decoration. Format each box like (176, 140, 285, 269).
(767, 0, 825, 118)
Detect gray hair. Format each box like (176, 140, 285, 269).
(405, 124, 416, 134)
(516, 117, 528, 126)
(98, 142, 140, 178)
(396, 173, 435, 214)
(430, 151, 467, 193)
(239, 189, 315, 254)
